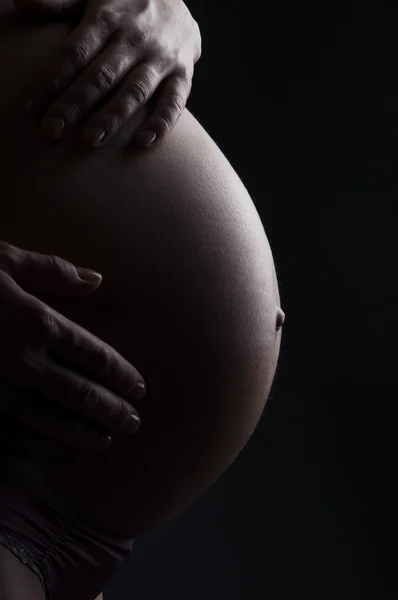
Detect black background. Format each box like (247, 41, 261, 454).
(106, 2, 397, 599)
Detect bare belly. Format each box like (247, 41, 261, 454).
(0, 5, 282, 538)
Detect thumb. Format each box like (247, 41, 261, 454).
(0, 244, 102, 297)
(13, 0, 83, 16)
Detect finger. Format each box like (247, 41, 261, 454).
(0, 241, 102, 296)
(133, 72, 192, 149)
(0, 384, 112, 451)
(22, 350, 142, 435)
(39, 42, 139, 141)
(48, 311, 146, 403)
(81, 62, 164, 148)
(0, 413, 65, 457)
(27, 16, 112, 120)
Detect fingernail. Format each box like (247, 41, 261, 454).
(126, 414, 141, 433)
(27, 94, 46, 117)
(137, 130, 156, 147)
(82, 125, 107, 147)
(41, 116, 65, 139)
(75, 267, 102, 283)
(93, 435, 112, 450)
(131, 381, 146, 400)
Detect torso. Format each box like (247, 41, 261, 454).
(0, 4, 282, 539)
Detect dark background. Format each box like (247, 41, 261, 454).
(106, 2, 397, 599)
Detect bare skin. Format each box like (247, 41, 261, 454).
(0, 552, 107, 600)
(0, 547, 45, 600)
(0, 4, 285, 600)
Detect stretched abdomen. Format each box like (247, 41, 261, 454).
(0, 5, 283, 538)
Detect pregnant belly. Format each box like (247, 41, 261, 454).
(0, 7, 282, 537)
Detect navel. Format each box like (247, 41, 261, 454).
(276, 307, 285, 331)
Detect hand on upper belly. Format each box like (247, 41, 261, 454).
(15, 0, 202, 150)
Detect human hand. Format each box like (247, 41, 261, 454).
(0, 241, 145, 455)
(14, 0, 202, 149)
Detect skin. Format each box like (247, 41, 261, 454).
(0, 547, 45, 600)
(0, 546, 103, 600)
(0, 4, 285, 600)
(0, 242, 145, 455)
(13, 0, 201, 150)
(0, 546, 104, 600)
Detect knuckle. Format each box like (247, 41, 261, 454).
(147, 39, 163, 60)
(196, 42, 202, 63)
(107, 112, 123, 130)
(32, 305, 58, 339)
(63, 40, 92, 70)
(156, 94, 186, 133)
(128, 78, 151, 105)
(95, 7, 120, 30)
(45, 254, 69, 278)
(194, 22, 202, 61)
(47, 76, 65, 96)
(169, 92, 186, 114)
(97, 344, 112, 376)
(114, 397, 132, 424)
(175, 63, 191, 81)
(127, 26, 149, 49)
(17, 346, 40, 373)
(156, 115, 171, 134)
(62, 100, 84, 121)
(80, 379, 100, 413)
(0, 242, 21, 275)
(92, 64, 116, 91)
(0, 240, 12, 256)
